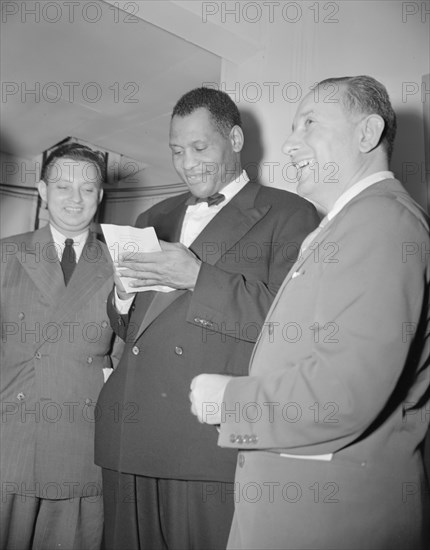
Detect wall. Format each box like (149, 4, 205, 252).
(189, 0, 429, 209)
(0, 151, 41, 238)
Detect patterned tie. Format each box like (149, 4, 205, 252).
(61, 238, 76, 285)
(185, 192, 225, 207)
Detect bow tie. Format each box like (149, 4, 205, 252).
(185, 192, 225, 207)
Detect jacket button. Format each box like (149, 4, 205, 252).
(35, 352, 42, 360)
(230, 434, 236, 443)
(251, 435, 258, 443)
(101, 320, 108, 328)
(174, 346, 183, 356)
(238, 453, 245, 468)
(132, 346, 140, 355)
(85, 398, 92, 405)
(87, 356, 93, 364)
(235, 435, 243, 444)
(18, 312, 25, 320)
(17, 392, 25, 401)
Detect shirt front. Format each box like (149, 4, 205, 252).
(180, 170, 249, 247)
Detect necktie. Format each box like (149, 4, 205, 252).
(61, 238, 76, 285)
(185, 192, 225, 207)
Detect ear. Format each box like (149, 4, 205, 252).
(358, 114, 385, 154)
(97, 187, 104, 204)
(229, 125, 244, 153)
(37, 179, 48, 202)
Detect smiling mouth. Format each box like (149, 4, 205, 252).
(64, 207, 83, 213)
(294, 159, 313, 170)
(186, 174, 207, 184)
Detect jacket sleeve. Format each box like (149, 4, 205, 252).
(217, 197, 430, 453)
(187, 202, 320, 342)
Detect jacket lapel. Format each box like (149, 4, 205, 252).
(50, 232, 113, 324)
(251, 178, 413, 362)
(18, 226, 64, 303)
(134, 195, 189, 338)
(190, 182, 270, 265)
(135, 182, 270, 338)
(150, 196, 188, 242)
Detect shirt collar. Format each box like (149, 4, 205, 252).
(49, 224, 89, 248)
(328, 171, 394, 220)
(186, 170, 249, 210)
(219, 170, 249, 202)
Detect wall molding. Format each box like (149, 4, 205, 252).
(0, 183, 38, 200)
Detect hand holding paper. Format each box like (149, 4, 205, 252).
(119, 240, 201, 290)
(101, 224, 201, 293)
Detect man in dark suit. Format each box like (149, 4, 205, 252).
(0, 143, 118, 550)
(191, 76, 430, 549)
(95, 87, 319, 550)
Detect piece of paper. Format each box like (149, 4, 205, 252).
(101, 224, 175, 293)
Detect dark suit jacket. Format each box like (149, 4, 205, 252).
(219, 179, 430, 549)
(95, 181, 319, 482)
(0, 226, 116, 499)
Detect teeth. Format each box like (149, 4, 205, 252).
(296, 160, 311, 169)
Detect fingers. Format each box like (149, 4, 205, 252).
(128, 279, 162, 288)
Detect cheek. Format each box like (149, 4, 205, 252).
(83, 196, 99, 209)
(172, 157, 182, 171)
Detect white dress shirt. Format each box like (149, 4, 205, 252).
(180, 170, 249, 246)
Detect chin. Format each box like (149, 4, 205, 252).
(296, 180, 312, 198)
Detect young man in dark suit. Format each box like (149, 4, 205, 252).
(1, 143, 117, 550)
(95, 87, 320, 550)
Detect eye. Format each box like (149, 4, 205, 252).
(171, 149, 183, 156)
(304, 118, 314, 127)
(195, 146, 207, 152)
(83, 187, 95, 193)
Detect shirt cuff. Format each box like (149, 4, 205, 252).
(114, 288, 134, 314)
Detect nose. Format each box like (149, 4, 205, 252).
(182, 150, 199, 171)
(69, 186, 83, 203)
(282, 133, 299, 158)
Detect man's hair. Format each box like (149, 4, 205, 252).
(41, 142, 106, 184)
(172, 87, 242, 137)
(317, 75, 397, 161)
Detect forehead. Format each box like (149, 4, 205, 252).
(294, 90, 347, 122)
(170, 108, 219, 140)
(46, 157, 100, 184)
